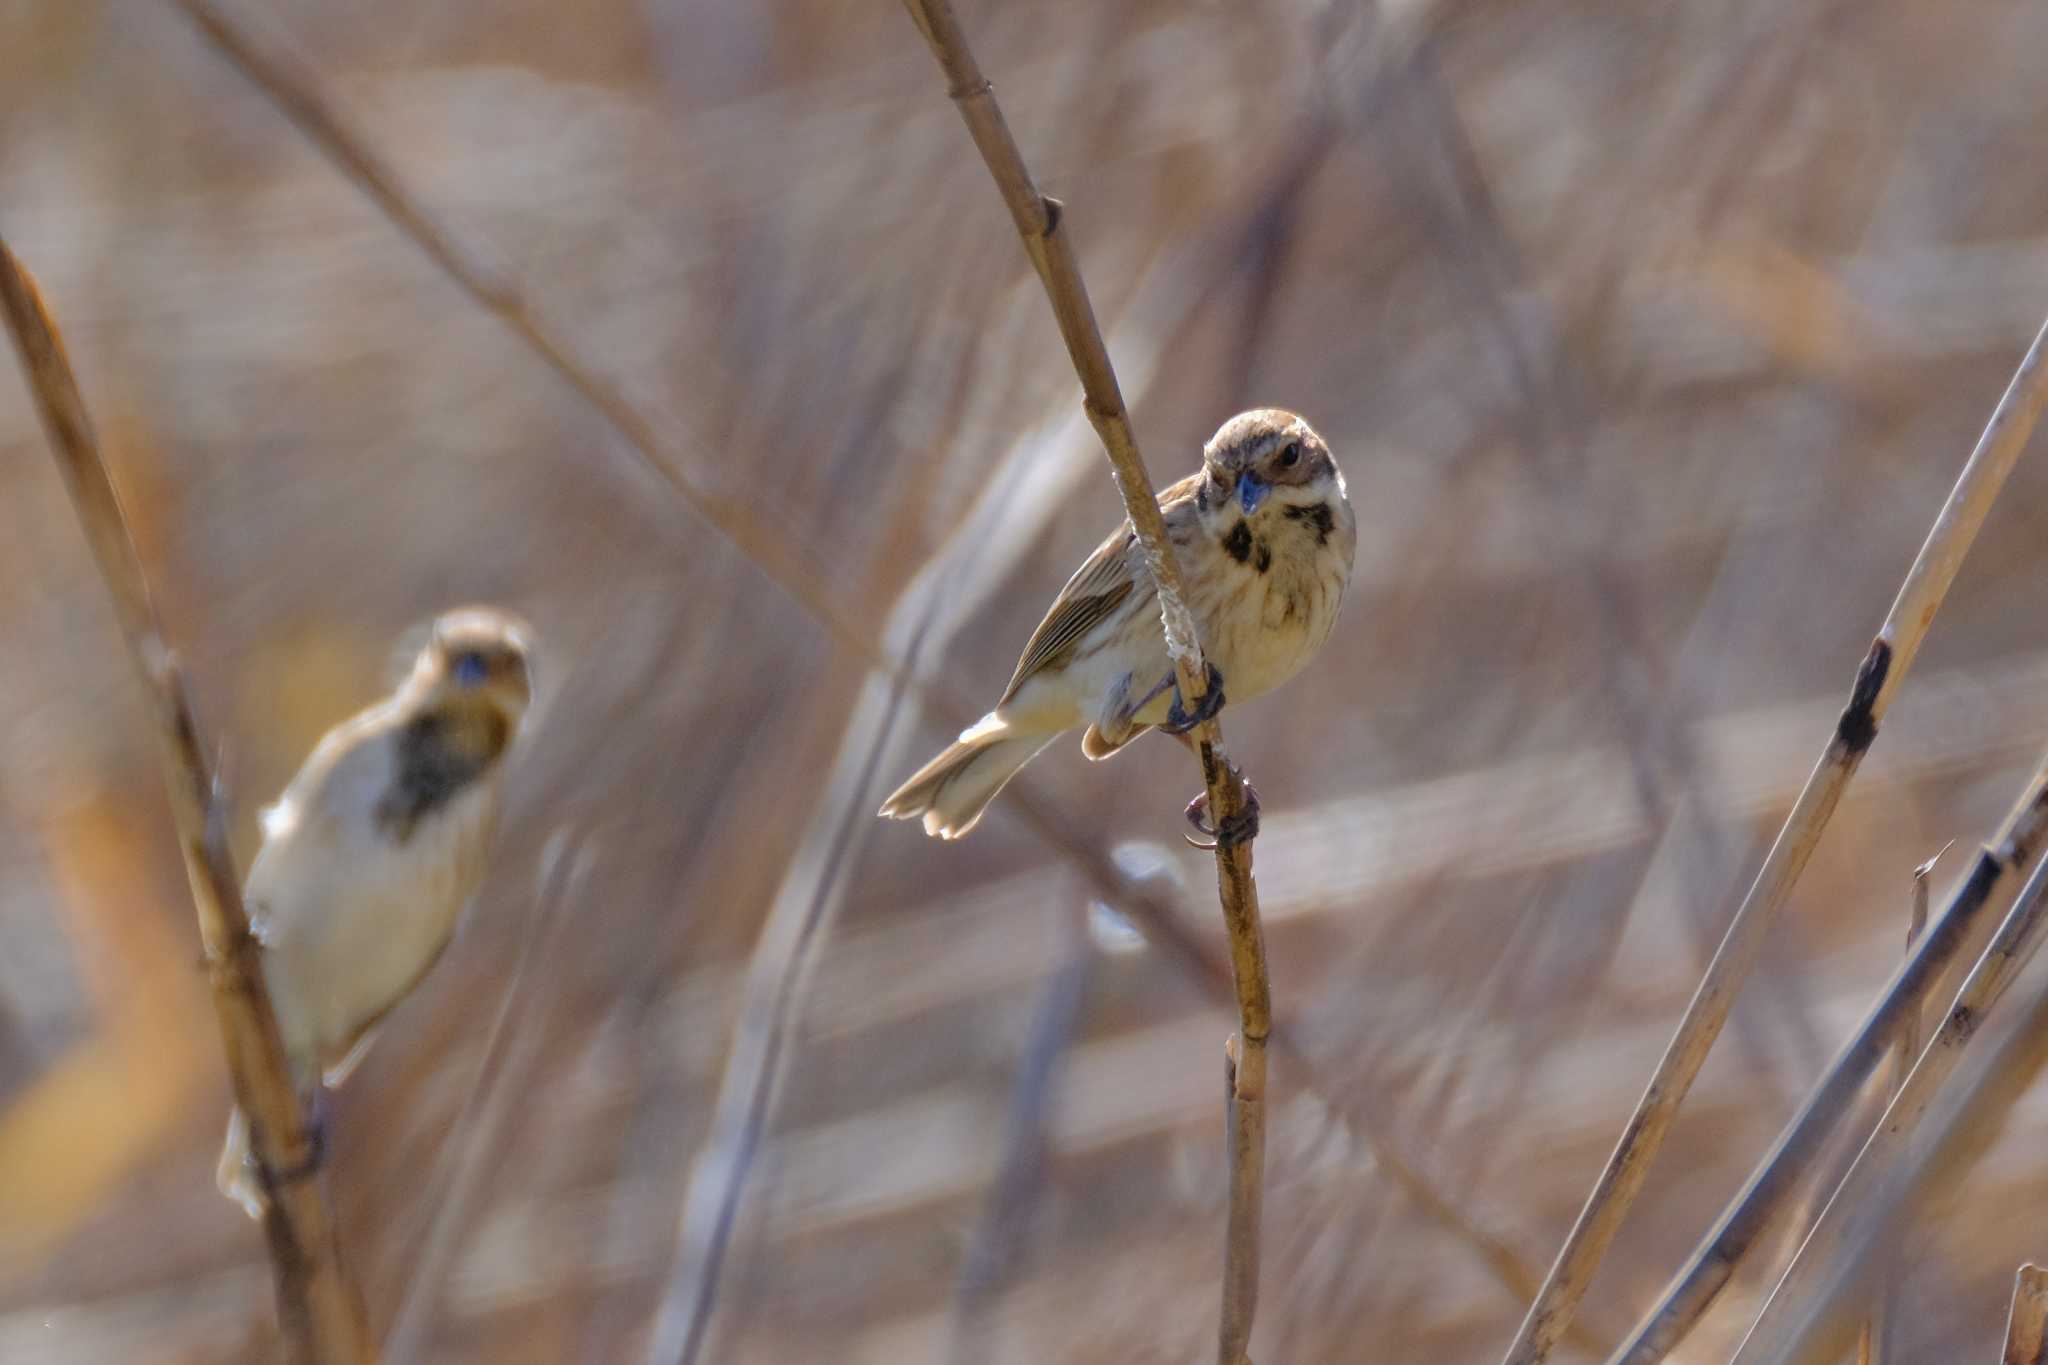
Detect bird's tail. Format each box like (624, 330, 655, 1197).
(878, 721, 1057, 839)
(217, 1105, 267, 1220)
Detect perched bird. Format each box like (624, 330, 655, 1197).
(216, 607, 535, 1218)
(880, 409, 1355, 840)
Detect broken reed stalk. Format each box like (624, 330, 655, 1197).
(166, 0, 1550, 1330)
(0, 239, 373, 1363)
(1857, 847, 1943, 1365)
(1728, 837, 2048, 1364)
(1722, 955, 2048, 1365)
(1507, 315, 2048, 1365)
(895, 3, 1270, 1359)
(1610, 748, 2048, 1365)
(2003, 1266, 2048, 1365)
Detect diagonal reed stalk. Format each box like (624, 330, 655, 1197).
(2003, 1266, 2048, 1365)
(1505, 315, 2048, 1365)
(894, 4, 1270, 1358)
(1726, 829, 2048, 1364)
(0, 239, 373, 1363)
(1610, 746, 2048, 1364)
(1856, 845, 1941, 1365)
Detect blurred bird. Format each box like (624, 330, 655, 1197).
(880, 409, 1355, 840)
(216, 607, 535, 1218)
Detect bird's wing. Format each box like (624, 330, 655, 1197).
(244, 713, 397, 941)
(997, 472, 1202, 705)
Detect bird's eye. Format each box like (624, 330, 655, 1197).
(453, 651, 489, 686)
(1278, 441, 1301, 468)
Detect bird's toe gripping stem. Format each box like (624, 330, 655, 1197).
(1185, 767, 1261, 851)
(1163, 661, 1227, 735)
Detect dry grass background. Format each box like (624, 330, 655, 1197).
(6, 0, 2048, 1361)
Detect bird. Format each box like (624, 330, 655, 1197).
(216, 606, 535, 1218)
(879, 408, 1355, 841)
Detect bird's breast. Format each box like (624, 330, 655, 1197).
(1186, 521, 1348, 704)
(252, 777, 503, 1073)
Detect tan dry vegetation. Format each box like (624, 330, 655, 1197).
(6, 1, 2048, 1362)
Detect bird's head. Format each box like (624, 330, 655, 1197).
(415, 607, 535, 720)
(1200, 408, 1341, 522)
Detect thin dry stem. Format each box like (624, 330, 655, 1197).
(1612, 749, 2048, 1365)
(1857, 845, 1944, 1365)
(1508, 315, 2048, 1365)
(165, 0, 882, 678)
(2002, 1266, 2048, 1365)
(0, 238, 372, 1363)
(1749, 961, 2048, 1365)
(1728, 835, 2048, 1364)
(896, 3, 1269, 1358)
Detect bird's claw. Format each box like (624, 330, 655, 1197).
(1184, 772, 1261, 850)
(1163, 662, 1227, 735)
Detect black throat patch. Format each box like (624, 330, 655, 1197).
(376, 707, 509, 842)
(1284, 500, 1335, 547)
(1221, 520, 1253, 565)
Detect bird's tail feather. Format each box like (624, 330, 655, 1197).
(878, 727, 1057, 839)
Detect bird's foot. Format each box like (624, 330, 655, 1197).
(1185, 768, 1261, 850)
(1162, 662, 1227, 735)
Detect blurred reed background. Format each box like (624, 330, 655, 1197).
(5, 0, 2048, 1361)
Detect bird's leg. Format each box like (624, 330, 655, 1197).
(1096, 671, 1143, 745)
(1183, 754, 1261, 850)
(1161, 661, 1227, 734)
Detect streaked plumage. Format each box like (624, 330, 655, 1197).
(880, 409, 1356, 839)
(216, 607, 534, 1217)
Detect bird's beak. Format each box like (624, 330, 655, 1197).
(1236, 471, 1270, 516)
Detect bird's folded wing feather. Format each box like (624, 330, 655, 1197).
(244, 717, 396, 940)
(998, 528, 1137, 704)
(998, 473, 1202, 705)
